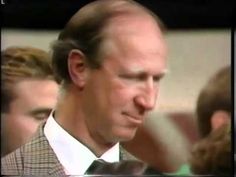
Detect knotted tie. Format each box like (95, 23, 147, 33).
(85, 160, 163, 175)
(85, 159, 107, 174)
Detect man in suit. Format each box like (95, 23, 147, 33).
(1, 0, 168, 176)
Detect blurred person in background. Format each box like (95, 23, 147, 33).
(190, 123, 232, 176)
(189, 65, 232, 176)
(178, 66, 231, 176)
(1, 46, 59, 157)
(196, 66, 231, 138)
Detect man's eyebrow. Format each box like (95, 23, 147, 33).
(147, 68, 169, 77)
(120, 67, 169, 79)
(154, 72, 165, 79)
(160, 68, 169, 75)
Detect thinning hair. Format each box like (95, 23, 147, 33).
(51, 0, 165, 85)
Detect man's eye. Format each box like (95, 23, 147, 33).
(29, 109, 52, 121)
(123, 75, 137, 80)
(33, 112, 50, 121)
(153, 76, 161, 82)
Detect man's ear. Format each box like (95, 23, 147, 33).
(211, 110, 230, 131)
(68, 49, 88, 89)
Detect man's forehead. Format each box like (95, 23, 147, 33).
(101, 15, 167, 54)
(105, 13, 161, 36)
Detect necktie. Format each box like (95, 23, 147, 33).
(85, 160, 163, 175)
(85, 159, 107, 174)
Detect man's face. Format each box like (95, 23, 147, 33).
(1, 79, 58, 156)
(83, 15, 167, 144)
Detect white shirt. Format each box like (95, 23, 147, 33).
(44, 113, 120, 176)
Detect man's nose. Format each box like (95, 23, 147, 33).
(134, 79, 157, 112)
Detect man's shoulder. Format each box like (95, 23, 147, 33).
(1, 135, 45, 176)
(1, 124, 56, 175)
(1, 148, 23, 175)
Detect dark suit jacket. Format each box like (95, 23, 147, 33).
(1, 123, 135, 176)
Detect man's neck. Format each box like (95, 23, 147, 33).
(54, 88, 115, 156)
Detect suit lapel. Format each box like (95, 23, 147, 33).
(23, 123, 66, 176)
(120, 145, 138, 161)
(23, 124, 138, 175)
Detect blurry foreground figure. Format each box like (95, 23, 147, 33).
(1, 46, 59, 157)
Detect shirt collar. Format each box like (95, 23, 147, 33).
(44, 111, 119, 175)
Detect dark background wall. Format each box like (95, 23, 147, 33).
(1, 0, 234, 30)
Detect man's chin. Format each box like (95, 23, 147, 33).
(116, 129, 138, 142)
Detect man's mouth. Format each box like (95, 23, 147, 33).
(122, 112, 143, 125)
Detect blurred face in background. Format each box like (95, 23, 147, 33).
(1, 79, 59, 156)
